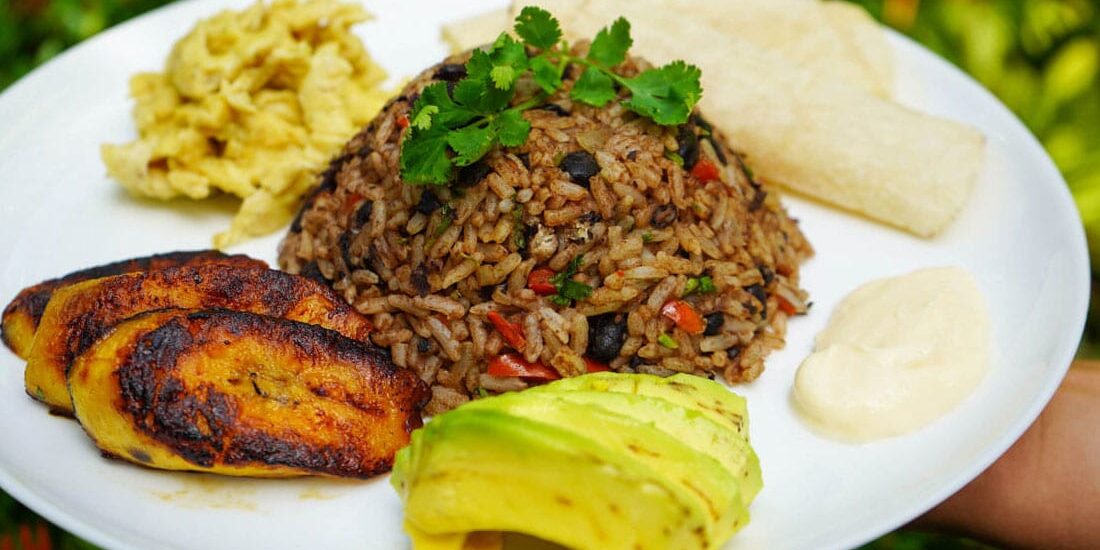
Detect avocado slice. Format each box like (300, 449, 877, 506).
(533, 372, 750, 437)
(460, 391, 746, 546)
(526, 389, 762, 513)
(392, 407, 714, 550)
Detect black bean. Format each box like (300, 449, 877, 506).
(457, 160, 492, 187)
(703, 312, 724, 336)
(411, 265, 430, 296)
(691, 113, 713, 133)
(433, 63, 467, 82)
(757, 264, 775, 285)
(727, 347, 742, 361)
(416, 337, 431, 354)
(516, 152, 530, 168)
(477, 286, 496, 301)
(578, 211, 602, 224)
(745, 284, 767, 305)
(363, 244, 379, 272)
(627, 150, 638, 161)
(559, 151, 600, 187)
(651, 204, 678, 228)
(539, 103, 570, 116)
(339, 231, 355, 270)
(415, 189, 442, 215)
(353, 200, 373, 228)
(748, 184, 767, 212)
(298, 262, 328, 284)
(290, 182, 326, 233)
(676, 125, 699, 170)
(587, 313, 627, 362)
(704, 137, 727, 165)
(318, 153, 349, 193)
(745, 284, 767, 317)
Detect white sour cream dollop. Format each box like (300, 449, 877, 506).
(793, 267, 989, 442)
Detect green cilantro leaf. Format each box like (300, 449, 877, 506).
(571, 67, 617, 107)
(514, 6, 562, 50)
(622, 60, 702, 125)
(490, 65, 516, 90)
(400, 125, 453, 185)
(588, 17, 632, 68)
(657, 333, 679, 349)
(683, 275, 716, 296)
(559, 279, 594, 302)
(548, 294, 571, 306)
(561, 255, 584, 277)
(547, 255, 593, 305)
(411, 105, 438, 130)
(398, 9, 704, 185)
(489, 33, 528, 89)
(494, 109, 531, 147)
(415, 82, 477, 128)
(435, 204, 455, 236)
(447, 123, 495, 166)
(453, 49, 514, 113)
(530, 54, 562, 94)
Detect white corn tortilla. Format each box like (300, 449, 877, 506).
(441, 9, 511, 53)
(536, 0, 985, 237)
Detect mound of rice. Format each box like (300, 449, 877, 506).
(279, 48, 812, 414)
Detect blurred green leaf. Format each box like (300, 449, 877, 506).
(1044, 37, 1098, 102)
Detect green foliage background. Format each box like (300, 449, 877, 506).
(0, 0, 1095, 549)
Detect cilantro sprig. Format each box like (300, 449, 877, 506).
(400, 6, 703, 185)
(548, 254, 593, 306)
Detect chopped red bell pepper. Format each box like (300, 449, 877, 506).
(487, 311, 527, 352)
(776, 295, 799, 316)
(397, 114, 410, 129)
(690, 158, 721, 183)
(341, 192, 364, 217)
(660, 299, 706, 334)
(527, 267, 557, 295)
(488, 353, 561, 380)
(583, 357, 611, 373)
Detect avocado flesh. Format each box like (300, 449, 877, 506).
(534, 372, 750, 437)
(392, 408, 713, 550)
(528, 389, 762, 513)
(461, 392, 744, 545)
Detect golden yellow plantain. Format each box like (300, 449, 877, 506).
(1, 250, 266, 358)
(70, 309, 428, 478)
(25, 264, 373, 413)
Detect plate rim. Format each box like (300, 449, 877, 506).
(0, 4, 1090, 550)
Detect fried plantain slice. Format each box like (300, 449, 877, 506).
(69, 309, 428, 478)
(25, 264, 372, 413)
(1, 250, 266, 358)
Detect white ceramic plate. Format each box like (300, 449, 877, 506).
(0, 1, 1088, 549)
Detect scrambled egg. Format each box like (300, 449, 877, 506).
(101, 0, 391, 248)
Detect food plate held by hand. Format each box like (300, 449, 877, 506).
(0, 0, 1087, 549)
